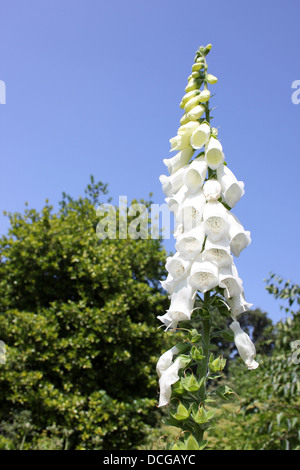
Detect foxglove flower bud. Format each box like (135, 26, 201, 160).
(199, 89, 211, 103)
(186, 104, 205, 121)
(203, 179, 222, 201)
(230, 321, 259, 370)
(207, 74, 218, 84)
(180, 90, 201, 109)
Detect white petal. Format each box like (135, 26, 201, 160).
(159, 166, 187, 197)
(205, 137, 224, 170)
(188, 255, 219, 293)
(203, 201, 229, 241)
(218, 263, 243, 299)
(163, 147, 194, 175)
(190, 123, 211, 150)
(156, 345, 180, 378)
(158, 356, 186, 407)
(217, 165, 245, 208)
(228, 293, 253, 319)
(227, 212, 251, 257)
(165, 185, 187, 215)
(165, 252, 191, 280)
(230, 321, 259, 370)
(203, 179, 222, 201)
(202, 236, 233, 268)
(183, 156, 208, 194)
(175, 225, 205, 259)
(176, 191, 206, 231)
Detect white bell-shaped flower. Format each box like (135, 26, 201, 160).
(165, 252, 191, 281)
(176, 191, 206, 231)
(157, 279, 197, 330)
(203, 179, 222, 201)
(165, 185, 187, 216)
(160, 273, 176, 294)
(218, 263, 244, 299)
(205, 137, 224, 170)
(177, 121, 200, 136)
(159, 166, 187, 197)
(227, 212, 251, 257)
(227, 292, 253, 319)
(169, 133, 191, 152)
(203, 200, 228, 241)
(202, 236, 233, 268)
(156, 345, 180, 378)
(217, 164, 245, 208)
(188, 255, 219, 293)
(158, 356, 187, 407)
(175, 225, 205, 259)
(229, 321, 259, 370)
(190, 122, 211, 150)
(163, 146, 194, 175)
(183, 156, 208, 194)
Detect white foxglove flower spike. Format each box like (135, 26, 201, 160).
(230, 321, 259, 370)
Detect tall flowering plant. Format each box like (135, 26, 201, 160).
(157, 44, 258, 450)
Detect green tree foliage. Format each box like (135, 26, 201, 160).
(0, 177, 169, 450)
(209, 275, 300, 450)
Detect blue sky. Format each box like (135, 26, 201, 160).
(0, 0, 299, 323)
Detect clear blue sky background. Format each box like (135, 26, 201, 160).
(1, 0, 299, 323)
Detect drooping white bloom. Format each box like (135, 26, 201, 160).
(227, 212, 251, 257)
(175, 225, 205, 259)
(176, 191, 206, 231)
(202, 236, 233, 268)
(156, 345, 180, 378)
(165, 185, 187, 216)
(229, 321, 259, 370)
(159, 166, 187, 197)
(157, 279, 197, 330)
(205, 136, 224, 170)
(158, 355, 187, 407)
(163, 146, 194, 175)
(227, 292, 253, 320)
(183, 156, 207, 194)
(190, 122, 211, 150)
(203, 179, 222, 201)
(203, 200, 228, 241)
(188, 255, 219, 293)
(218, 263, 244, 299)
(165, 252, 191, 281)
(169, 133, 191, 152)
(217, 164, 245, 208)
